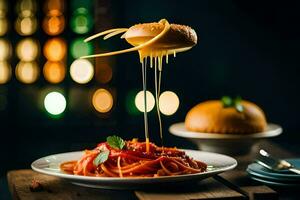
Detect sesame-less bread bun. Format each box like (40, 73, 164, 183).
(185, 100, 267, 134)
(124, 23, 197, 50)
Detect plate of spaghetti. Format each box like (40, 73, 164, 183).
(31, 135, 237, 189)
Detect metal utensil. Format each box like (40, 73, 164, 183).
(256, 149, 300, 175)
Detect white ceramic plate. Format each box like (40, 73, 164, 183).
(31, 150, 237, 189)
(169, 123, 282, 139)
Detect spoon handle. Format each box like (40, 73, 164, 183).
(288, 168, 300, 175)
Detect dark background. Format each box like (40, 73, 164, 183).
(1, 0, 300, 198)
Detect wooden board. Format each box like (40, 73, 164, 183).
(7, 170, 245, 200)
(135, 178, 245, 200)
(7, 170, 136, 200)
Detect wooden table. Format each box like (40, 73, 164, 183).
(7, 141, 299, 200)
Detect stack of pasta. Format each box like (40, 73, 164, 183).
(61, 137, 207, 178)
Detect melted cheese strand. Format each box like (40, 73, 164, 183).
(158, 68, 162, 98)
(80, 19, 171, 59)
(141, 58, 149, 153)
(103, 29, 128, 40)
(150, 52, 153, 68)
(154, 57, 163, 145)
(166, 53, 169, 64)
(84, 28, 128, 42)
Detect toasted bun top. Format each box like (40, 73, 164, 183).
(185, 100, 267, 134)
(124, 22, 197, 50)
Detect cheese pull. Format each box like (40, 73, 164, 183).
(81, 19, 198, 156)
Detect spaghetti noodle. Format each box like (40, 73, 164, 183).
(60, 137, 207, 177)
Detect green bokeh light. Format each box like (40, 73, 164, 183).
(44, 91, 66, 116)
(70, 8, 93, 34)
(71, 0, 92, 11)
(125, 90, 140, 115)
(70, 37, 93, 58)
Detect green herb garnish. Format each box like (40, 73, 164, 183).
(107, 135, 125, 150)
(93, 150, 109, 166)
(221, 96, 244, 112)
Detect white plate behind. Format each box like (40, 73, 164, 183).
(169, 123, 282, 139)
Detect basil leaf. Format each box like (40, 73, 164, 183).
(107, 135, 125, 150)
(93, 150, 109, 166)
(221, 96, 244, 113)
(221, 96, 233, 107)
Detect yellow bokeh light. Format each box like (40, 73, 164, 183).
(92, 88, 113, 113)
(15, 61, 39, 84)
(135, 91, 155, 113)
(15, 16, 37, 36)
(16, 0, 37, 16)
(70, 59, 94, 84)
(0, 17, 8, 36)
(16, 38, 39, 61)
(42, 14, 65, 35)
(43, 38, 66, 61)
(0, 39, 11, 60)
(43, 61, 65, 83)
(0, 61, 11, 84)
(159, 91, 180, 116)
(0, 0, 8, 17)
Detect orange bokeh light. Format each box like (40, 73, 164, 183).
(44, 0, 64, 13)
(43, 37, 66, 61)
(42, 13, 65, 35)
(43, 61, 65, 83)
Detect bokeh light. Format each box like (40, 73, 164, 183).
(16, 38, 39, 61)
(70, 37, 93, 58)
(43, 61, 65, 83)
(0, 17, 8, 36)
(126, 90, 139, 115)
(16, 0, 37, 14)
(42, 13, 65, 35)
(43, 38, 66, 61)
(70, 58, 94, 84)
(44, 91, 66, 115)
(70, 8, 93, 34)
(135, 90, 155, 113)
(95, 63, 112, 84)
(71, 0, 92, 11)
(159, 91, 180, 116)
(0, 61, 11, 84)
(15, 16, 37, 36)
(44, 0, 64, 13)
(92, 88, 113, 113)
(15, 61, 39, 84)
(0, 39, 11, 60)
(0, 0, 8, 16)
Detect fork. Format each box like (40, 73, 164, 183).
(256, 149, 300, 175)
